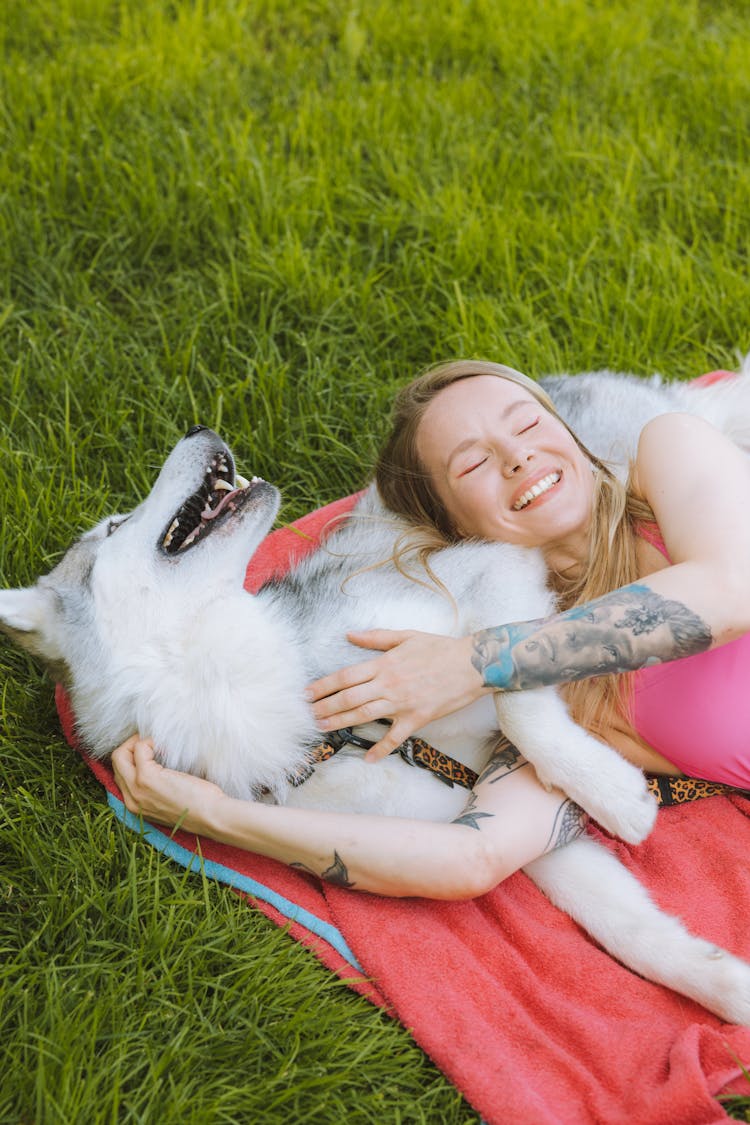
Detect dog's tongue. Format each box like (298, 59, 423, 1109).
(200, 474, 253, 522)
(201, 489, 242, 521)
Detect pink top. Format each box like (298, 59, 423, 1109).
(631, 523, 750, 787)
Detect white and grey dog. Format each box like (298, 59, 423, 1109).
(2, 367, 750, 1025)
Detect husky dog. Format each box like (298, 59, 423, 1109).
(2, 369, 750, 1026)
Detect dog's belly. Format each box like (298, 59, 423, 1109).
(284, 749, 473, 820)
(283, 694, 498, 821)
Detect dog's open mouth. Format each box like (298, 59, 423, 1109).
(160, 451, 264, 555)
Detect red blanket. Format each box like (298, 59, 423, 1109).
(58, 494, 750, 1125)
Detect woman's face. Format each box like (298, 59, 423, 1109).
(416, 376, 595, 565)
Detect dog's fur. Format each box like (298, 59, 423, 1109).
(3, 368, 750, 1024)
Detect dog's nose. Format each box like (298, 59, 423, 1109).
(185, 425, 209, 438)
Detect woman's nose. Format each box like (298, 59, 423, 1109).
(502, 447, 535, 478)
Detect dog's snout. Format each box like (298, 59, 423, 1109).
(185, 425, 210, 438)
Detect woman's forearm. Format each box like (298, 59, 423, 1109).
(472, 580, 715, 693)
(473, 576, 714, 692)
(113, 737, 497, 898)
(113, 737, 583, 897)
(203, 796, 496, 899)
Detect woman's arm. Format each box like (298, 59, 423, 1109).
(111, 736, 586, 900)
(309, 414, 750, 758)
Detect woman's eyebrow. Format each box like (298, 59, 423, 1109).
(444, 400, 535, 471)
(445, 436, 480, 472)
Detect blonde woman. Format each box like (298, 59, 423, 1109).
(113, 361, 750, 899)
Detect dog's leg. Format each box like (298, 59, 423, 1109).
(525, 839, 750, 1025)
(495, 689, 657, 843)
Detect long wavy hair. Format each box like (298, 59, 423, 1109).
(374, 359, 654, 735)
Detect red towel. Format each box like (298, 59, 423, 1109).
(690, 370, 737, 388)
(58, 491, 750, 1125)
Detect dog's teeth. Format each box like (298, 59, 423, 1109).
(213, 479, 234, 492)
(180, 527, 200, 549)
(235, 474, 250, 489)
(163, 518, 180, 547)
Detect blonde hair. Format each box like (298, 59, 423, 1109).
(375, 359, 654, 736)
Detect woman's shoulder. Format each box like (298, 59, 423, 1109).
(630, 410, 750, 582)
(636, 410, 719, 458)
(630, 411, 733, 498)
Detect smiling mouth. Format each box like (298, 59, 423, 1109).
(160, 451, 264, 554)
(512, 471, 561, 512)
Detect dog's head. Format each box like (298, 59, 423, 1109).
(0, 426, 283, 754)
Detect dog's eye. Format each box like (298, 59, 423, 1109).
(106, 516, 129, 536)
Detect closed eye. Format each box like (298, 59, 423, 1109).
(517, 417, 540, 435)
(458, 457, 488, 477)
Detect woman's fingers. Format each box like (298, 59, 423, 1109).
(364, 722, 414, 763)
(345, 629, 415, 651)
(111, 733, 227, 834)
(312, 682, 393, 726)
(133, 738, 157, 766)
(308, 630, 488, 758)
(307, 663, 378, 711)
(111, 735, 139, 801)
(111, 736, 158, 812)
(306, 630, 416, 704)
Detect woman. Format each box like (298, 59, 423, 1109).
(113, 360, 750, 899)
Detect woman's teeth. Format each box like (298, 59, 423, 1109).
(513, 472, 561, 511)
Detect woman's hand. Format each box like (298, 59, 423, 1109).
(307, 629, 489, 761)
(111, 735, 227, 835)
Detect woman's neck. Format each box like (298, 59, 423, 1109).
(542, 528, 591, 581)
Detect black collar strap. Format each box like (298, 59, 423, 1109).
(290, 722, 479, 791)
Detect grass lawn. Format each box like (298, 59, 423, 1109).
(1, 0, 749, 1120)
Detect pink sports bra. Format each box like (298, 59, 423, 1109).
(631, 524, 750, 788)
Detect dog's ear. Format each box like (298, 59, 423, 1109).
(0, 587, 66, 664)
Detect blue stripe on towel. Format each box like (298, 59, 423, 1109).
(107, 792, 363, 972)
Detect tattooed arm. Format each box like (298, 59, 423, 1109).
(112, 736, 582, 900)
(308, 577, 717, 758)
(452, 738, 587, 854)
(472, 582, 713, 691)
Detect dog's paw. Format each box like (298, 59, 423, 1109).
(667, 942, 750, 1026)
(535, 756, 657, 844)
(706, 949, 750, 1026)
(494, 690, 658, 843)
(588, 781, 658, 844)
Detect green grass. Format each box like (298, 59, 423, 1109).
(1, 0, 749, 1120)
